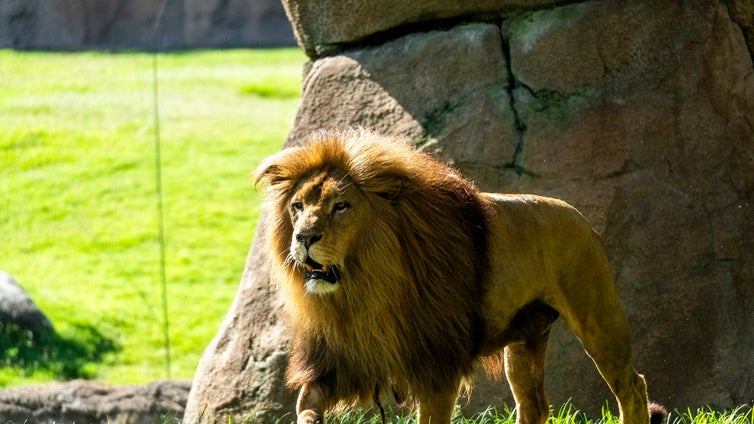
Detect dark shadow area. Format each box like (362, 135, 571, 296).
(0, 322, 121, 380)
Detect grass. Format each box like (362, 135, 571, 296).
(0, 48, 305, 385)
(174, 404, 753, 424)
(324, 404, 754, 424)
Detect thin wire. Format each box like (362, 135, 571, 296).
(152, 0, 171, 379)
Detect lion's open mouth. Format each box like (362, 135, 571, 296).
(304, 257, 341, 284)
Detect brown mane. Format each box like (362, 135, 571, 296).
(254, 129, 492, 408)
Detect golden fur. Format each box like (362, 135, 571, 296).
(254, 129, 665, 424)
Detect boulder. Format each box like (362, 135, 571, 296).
(187, 0, 754, 421)
(0, 271, 54, 338)
(0, 379, 191, 424)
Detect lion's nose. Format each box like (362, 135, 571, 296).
(296, 232, 322, 248)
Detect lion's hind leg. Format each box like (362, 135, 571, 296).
(546, 224, 667, 424)
(554, 271, 656, 424)
(582, 342, 653, 424)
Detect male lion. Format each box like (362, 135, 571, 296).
(254, 129, 665, 424)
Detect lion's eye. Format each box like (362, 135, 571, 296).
(291, 202, 303, 212)
(333, 201, 350, 213)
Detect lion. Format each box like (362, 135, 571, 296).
(253, 129, 666, 424)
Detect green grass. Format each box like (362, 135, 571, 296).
(0, 48, 305, 385)
(190, 404, 752, 424)
(325, 404, 754, 424)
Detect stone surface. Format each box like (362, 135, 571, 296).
(727, 0, 754, 57)
(187, 0, 754, 421)
(0, 271, 54, 337)
(281, 0, 562, 57)
(287, 22, 520, 181)
(0, 379, 191, 424)
(0, 0, 294, 50)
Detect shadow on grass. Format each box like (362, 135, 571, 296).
(1, 322, 121, 380)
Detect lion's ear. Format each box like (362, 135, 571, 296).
(377, 175, 407, 201)
(252, 148, 299, 188)
(360, 172, 409, 201)
(252, 160, 280, 188)
(252, 162, 281, 187)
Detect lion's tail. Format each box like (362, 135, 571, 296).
(649, 402, 669, 424)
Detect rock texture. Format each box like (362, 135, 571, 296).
(727, 0, 754, 55)
(187, 0, 754, 421)
(0, 379, 191, 424)
(280, 0, 560, 57)
(0, 0, 295, 50)
(0, 271, 54, 338)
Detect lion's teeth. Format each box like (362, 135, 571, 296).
(305, 264, 313, 271)
(322, 265, 329, 273)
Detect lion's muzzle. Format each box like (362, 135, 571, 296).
(293, 230, 342, 291)
(304, 256, 341, 285)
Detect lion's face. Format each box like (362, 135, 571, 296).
(287, 169, 368, 295)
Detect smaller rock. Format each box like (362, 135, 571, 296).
(0, 271, 54, 338)
(0, 379, 192, 424)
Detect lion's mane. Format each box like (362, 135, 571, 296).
(255, 130, 493, 408)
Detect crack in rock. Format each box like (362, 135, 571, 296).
(500, 21, 537, 178)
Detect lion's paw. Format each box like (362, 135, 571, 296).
(297, 409, 323, 424)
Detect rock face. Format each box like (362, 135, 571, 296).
(0, 271, 54, 338)
(0, 0, 294, 50)
(0, 379, 191, 424)
(186, 0, 754, 421)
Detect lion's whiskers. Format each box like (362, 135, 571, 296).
(283, 252, 299, 270)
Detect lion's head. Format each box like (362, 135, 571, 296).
(253, 129, 491, 405)
(274, 164, 369, 295)
(254, 129, 457, 297)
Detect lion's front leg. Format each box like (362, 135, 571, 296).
(296, 383, 326, 424)
(416, 383, 459, 424)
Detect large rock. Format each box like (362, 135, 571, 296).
(0, 271, 54, 338)
(187, 0, 754, 421)
(0, 0, 294, 50)
(0, 379, 191, 424)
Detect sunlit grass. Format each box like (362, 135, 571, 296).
(325, 404, 754, 424)
(213, 404, 752, 424)
(0, 48, 305, 385)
